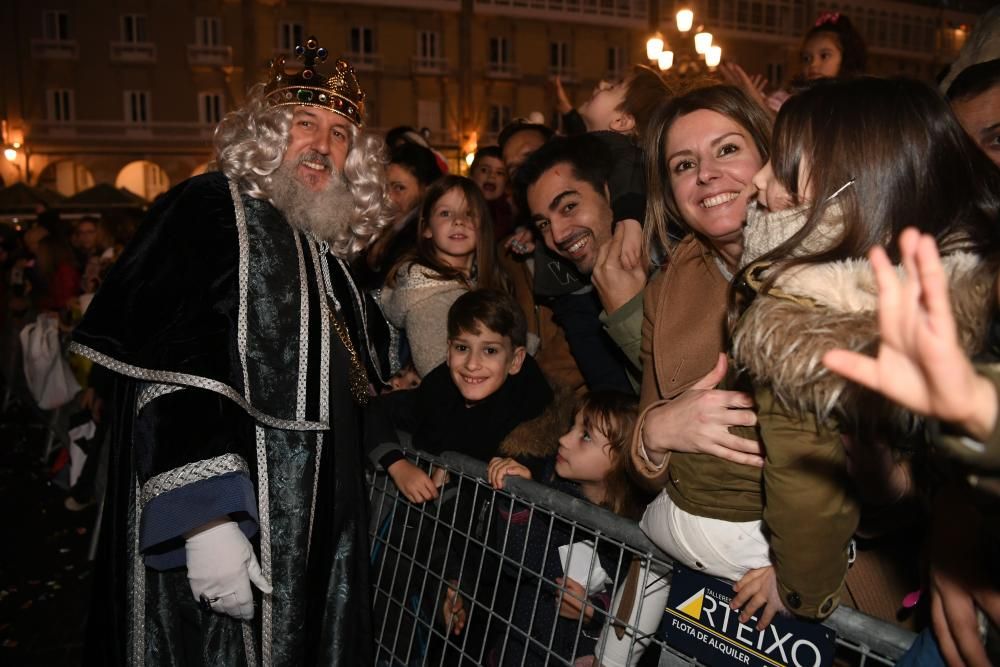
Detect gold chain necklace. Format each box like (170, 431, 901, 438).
(327, 303, 370, 407)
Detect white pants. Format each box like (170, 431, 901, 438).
(640, 489, 771, 582)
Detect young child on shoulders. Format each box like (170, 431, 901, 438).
(366, 288, 553, 503)
(441, 391, 646, 666)
(381, 175, 509, 377)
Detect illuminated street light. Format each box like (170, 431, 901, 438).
(646, 33, 664, 60)
(676, 9, 694, 33)
(657, 50, 674, 71)
(694, 31, 713, 55)
(3, 148, 17, 162)
(706, 45, 722, 68)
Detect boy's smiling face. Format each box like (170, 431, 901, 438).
(446, 322, 526, 406)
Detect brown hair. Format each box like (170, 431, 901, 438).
(447, 288, 527, 348)
(573, 391, 648, 520)
(618, 64, 672, 141)
(387, 175, 508, 290)
(643, 84, 772, 261)
(740, 76, 1000, 300)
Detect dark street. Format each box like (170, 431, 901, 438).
(1, 400, 91, 665)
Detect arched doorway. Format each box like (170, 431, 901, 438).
(116, 160, 170, 201)
(36, 160, 96, 197)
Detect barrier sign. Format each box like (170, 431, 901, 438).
(661, 566, 836, 667)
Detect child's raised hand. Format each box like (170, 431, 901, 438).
(487, 457, 532, 489)
(616, 219, 644, 271)
(440, 582, 467, 636)
(387, 459, 439, 503)
(822, 228, 997, 441)
(555, 577, 595, 622)
(730, 566, 787, 631)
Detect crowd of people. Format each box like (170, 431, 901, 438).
(2, 8, 999, 666)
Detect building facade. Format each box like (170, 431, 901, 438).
(0, 0, 981, 200)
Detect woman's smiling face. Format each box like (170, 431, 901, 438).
(665, 109, 764, 247)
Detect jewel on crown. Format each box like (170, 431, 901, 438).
(264, 35, 366, 127)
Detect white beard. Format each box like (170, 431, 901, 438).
(266, 157, 355, 244)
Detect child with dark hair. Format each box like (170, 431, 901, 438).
(441, 391, 645, 666)
(800, 12, 867, 81)
(367, 288, 552, 500)
(946, 58, 1000, 168)
(469, 146, 515, 240)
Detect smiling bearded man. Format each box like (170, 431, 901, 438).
(71, 37, 392, 667)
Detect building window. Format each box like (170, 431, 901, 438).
(278, 21, 303, 51)
(47, 89, 74, 122)
(195, 17, 222, 47)
(121, 14, 148, 43)
(549, 41, 571, 70)
(417, 30, 441, 60)
(489, 36, 511, 66)
(198, 92, 224, 125)
(350, 27, 375, 55)
(124, 90, 151, 124)
(43, 10, 71, 41)
(488, 104, 511, 134)
(766, 62, 784, 88)
(607, 46, 625, 78)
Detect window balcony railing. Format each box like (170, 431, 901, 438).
(343, 52, 382, 71)
(31, 39, 79, 60)
(411, 56, 449, 75)
(110, 41, 157, 63)
(187, 44, 233, 66)
(485, 61, 520, 79)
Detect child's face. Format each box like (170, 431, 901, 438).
(580, 78, 628, 133)
(801, 34, 843, 80)
(387, 163, 423, 216)
(750, 156, 813, 212)
(470, 156, 508, 202)
(423, 187, 478, 270)
(446, 324, 525, 405)
(555, 410, 614, 484)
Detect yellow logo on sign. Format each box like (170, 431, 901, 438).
(677, 587, 705, 619)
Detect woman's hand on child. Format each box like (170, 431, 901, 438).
(822, 228, 998, 442)
(642, 354, 763, 468)
(556, 577, 595, 622)
(387, 460, 439, 503)
(440, 582, 467, 636)
(731, 566, 787, 631)
(488, 457, 532, 489)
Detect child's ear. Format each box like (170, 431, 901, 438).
(610, 112, 636, 135)
(507, 346, 527, 375)
(422, 225, 433, 239)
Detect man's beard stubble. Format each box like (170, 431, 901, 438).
(266, 153, 355, 244)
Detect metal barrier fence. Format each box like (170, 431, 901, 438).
(368, 450, 916, 667)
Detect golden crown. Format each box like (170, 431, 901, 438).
(264, 36, 366, 127)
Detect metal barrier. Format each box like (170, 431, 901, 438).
(368, 450, 916, 667)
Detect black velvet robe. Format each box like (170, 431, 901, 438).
(72, 172, 383, 666)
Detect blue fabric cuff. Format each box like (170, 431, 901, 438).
(140, 472, 258, 570)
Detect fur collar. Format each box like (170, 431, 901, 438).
(732, 251, 996, 429)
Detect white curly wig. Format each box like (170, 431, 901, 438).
(213, 83, 393, 260)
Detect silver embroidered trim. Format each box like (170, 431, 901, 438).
(69, 342, 328, 432)
(294, 233, 310, 421)
(241, 619, 258, 667)
(139, 453, 250, 507)
(254, 425, 273, 667)
(132, 478, 145, 667)
(305, 239, 333, 561)
(230, 179, 252, 403)
(135, 382, 184, 416)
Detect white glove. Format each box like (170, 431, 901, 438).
(185, 521, 272, 620)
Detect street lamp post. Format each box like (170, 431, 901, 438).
(645, 6, 720, 76)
